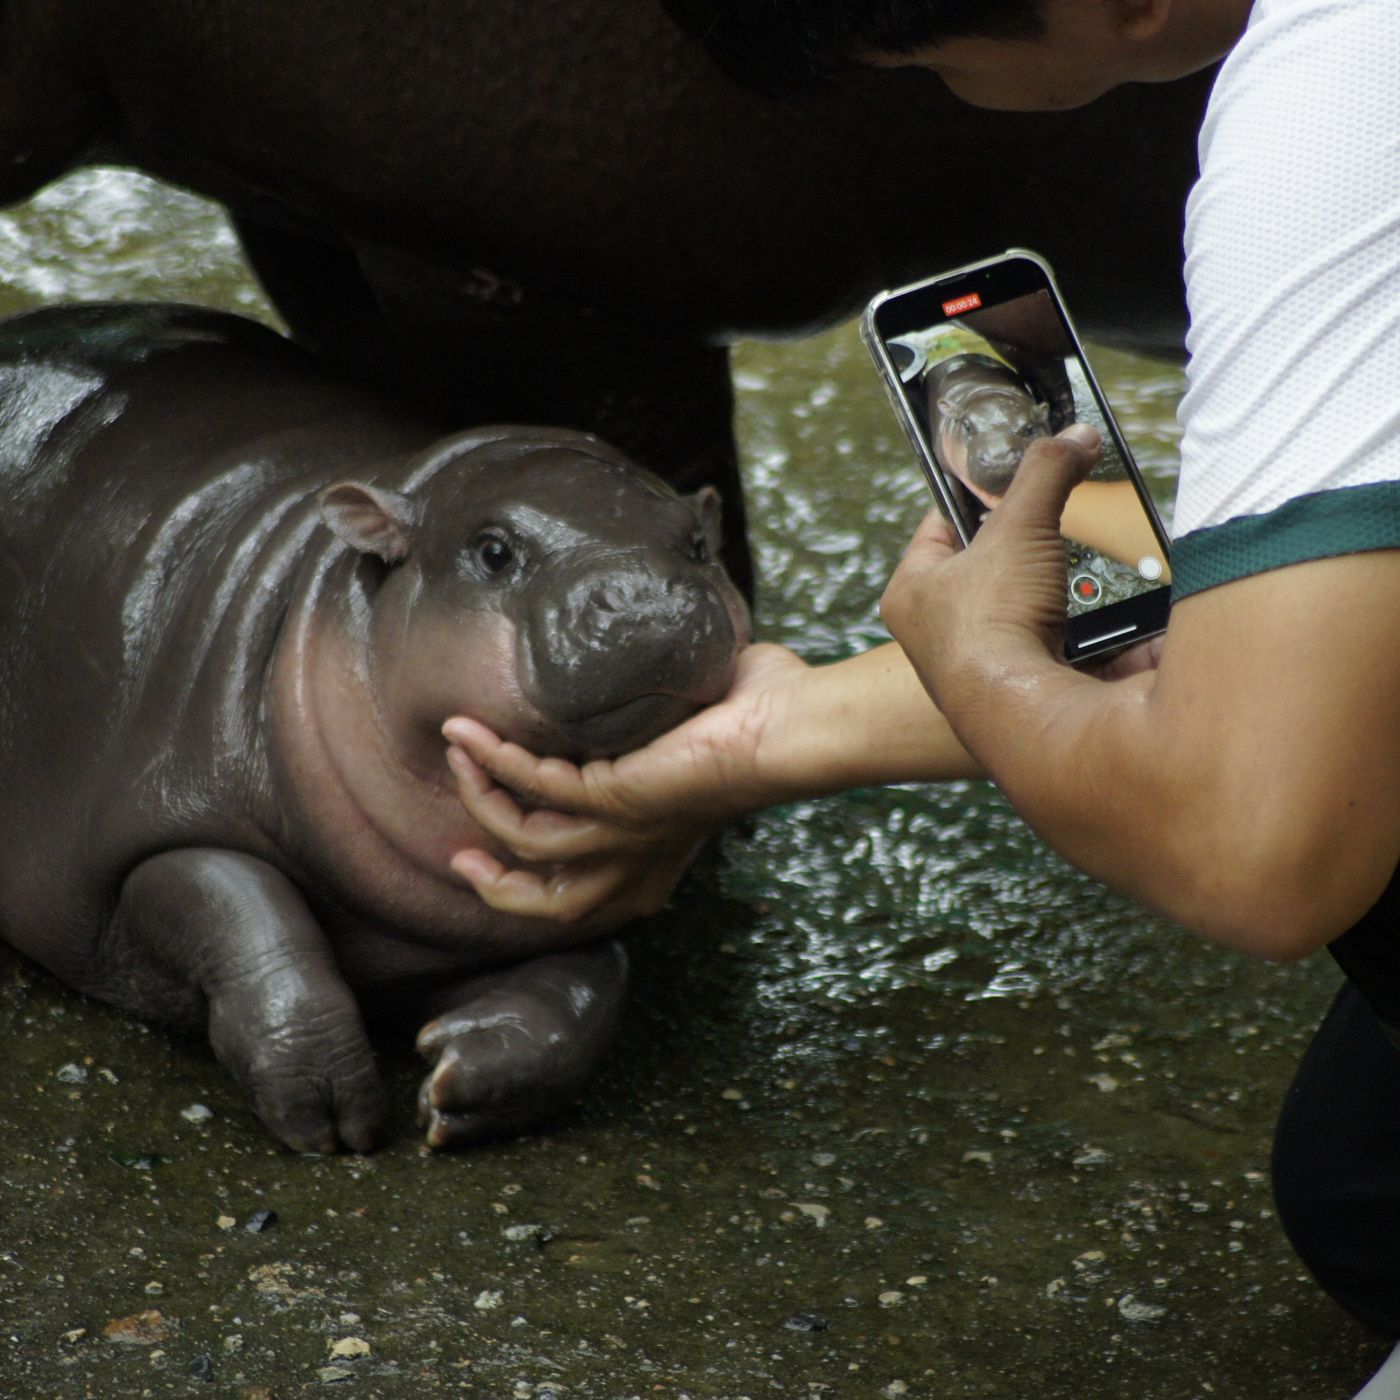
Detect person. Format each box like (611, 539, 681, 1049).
(439, 0, 1400, 1385)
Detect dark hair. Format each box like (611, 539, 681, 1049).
(658, 0, 1045, 95)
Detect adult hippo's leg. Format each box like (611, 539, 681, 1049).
(413, 941, 629, 1150)
(108, 849, 387, 1154)
(234, 214, 755, 599)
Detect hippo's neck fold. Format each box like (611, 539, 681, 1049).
(265, 550, 503, 951)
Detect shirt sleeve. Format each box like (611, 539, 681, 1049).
(1171, 0, 1400, 600)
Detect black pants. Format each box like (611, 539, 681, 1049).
(1274, 980, 1400, 1335)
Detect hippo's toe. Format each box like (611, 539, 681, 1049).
(415, 997, 595, 1149)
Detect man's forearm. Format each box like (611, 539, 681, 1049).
(927, 635, 1398, 961)
(760, 641, 985, 798)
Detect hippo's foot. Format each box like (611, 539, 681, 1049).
(413, 940, 628, 1149)
(112, 848, 387, 1153)
(208, 972, 385, 1155)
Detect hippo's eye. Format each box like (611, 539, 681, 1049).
(690, 529, 711, 565)
(474, 531, 514, 576)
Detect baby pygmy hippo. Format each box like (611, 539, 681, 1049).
(0, 304, 748, 1151)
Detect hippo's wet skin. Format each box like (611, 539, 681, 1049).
(0, 303, 749, 1152)
(927, 354, 1053, 498)
(0, 0, 1211, 594)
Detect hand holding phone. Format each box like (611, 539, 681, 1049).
(862, 249, 1172, 664)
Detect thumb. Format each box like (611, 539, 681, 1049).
(986, 424, 1100, 534)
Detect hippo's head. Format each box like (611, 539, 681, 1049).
(937, 388, 1052, 498)
(317, 429, 750, 761)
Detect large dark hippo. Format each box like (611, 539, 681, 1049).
(0, 303, 749, 1152)
(0, 0, 1211, 592)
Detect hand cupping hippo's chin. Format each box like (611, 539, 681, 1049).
(0, 304, 748, 1154)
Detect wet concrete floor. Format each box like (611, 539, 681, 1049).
(0, 170, 1389, 1397)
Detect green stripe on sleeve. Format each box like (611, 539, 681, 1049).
(1172, 481, 1400, 600)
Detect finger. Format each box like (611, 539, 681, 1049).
(883, 505, 962, 632)
(446, 746, 628, 861)
(443, 716, 604, 816)
(1092, 632, 1166, 681)
(449, 849, 669, 924)
(904, 505, 962, 558)
(985, 424, 1100, 534)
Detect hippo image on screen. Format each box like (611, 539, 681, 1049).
(926, 353, 1053, 500)
(0, 304, 749, 1152)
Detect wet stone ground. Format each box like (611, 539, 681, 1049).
(0, 171, 1391, 1398)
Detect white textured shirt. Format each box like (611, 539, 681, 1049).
(1172, 0, 1400, 596)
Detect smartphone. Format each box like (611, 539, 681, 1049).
(862, 248, 1171, 665)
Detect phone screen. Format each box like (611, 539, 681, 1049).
(864, 251, 1171, 663)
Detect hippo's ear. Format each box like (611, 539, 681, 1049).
(684, 485, 725, 560)
(936, 396, 958, 419)
(1034, 401, 1052, 425)
(318, 482, 419, 564)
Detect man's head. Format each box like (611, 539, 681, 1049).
(661, 0, 1240, 112)
(657, 0, 1045, 95)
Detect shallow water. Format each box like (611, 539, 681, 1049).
(0, 169, 1384, 1398)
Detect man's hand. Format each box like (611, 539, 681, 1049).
(880, 423, 1101, 715)
(440, 644, 811, 925)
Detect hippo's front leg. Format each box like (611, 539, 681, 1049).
(413, 941, 628, 1149)
(111, 850, 386, 1152)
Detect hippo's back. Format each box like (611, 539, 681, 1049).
(0, 305, 436, 975)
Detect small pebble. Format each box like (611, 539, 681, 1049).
(329, 1337, 371, 1359)
(245, 1209, 278, 1234)
(101, 1311, 167, 1345)
(56, 1063, 88, 1084)
(878, 1290, 904, 1307)
(1117, 1293, 1168, 1323)
(318, 1365, 355, 1383)
(60, 1328, 87, 1344)
(188, 1353, 215, 1383)
(216, 1215, 236, 1231)
(783, 1313, 829, 1333)
(474, 1290, 503, 1311)
(108, 1150, 167, 1171)
(180, 1104, 213, 1124)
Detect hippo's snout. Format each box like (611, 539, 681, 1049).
(522, 553, 743, 756)
(966, 434, 1032, 495)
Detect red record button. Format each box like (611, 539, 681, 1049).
(1070, 574, 1102, 605)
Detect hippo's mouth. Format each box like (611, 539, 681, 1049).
(543, 689, 708, 760)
